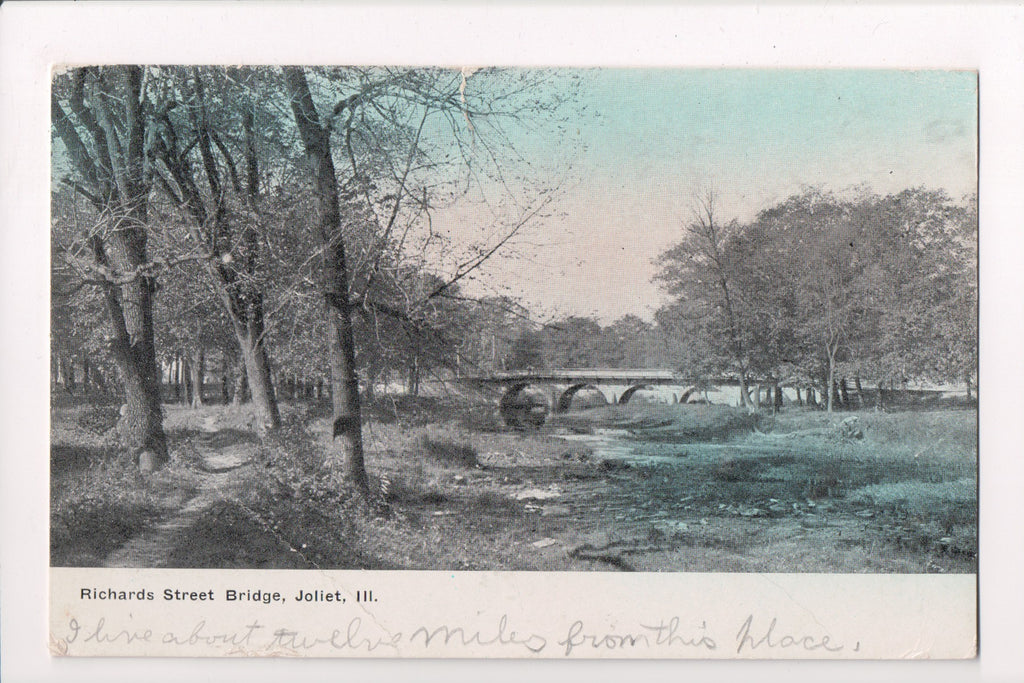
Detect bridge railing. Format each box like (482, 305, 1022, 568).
(472, 369, 684, 382)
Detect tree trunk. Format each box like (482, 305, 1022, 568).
(190, 346, 205, 408)
(795, 387, 803, 406)
(221, 348, 231, 404)
(738, 374, 752, 408)
(965, 374, 973, 401)
(232, 352, 248, 406)
(826, 356, 836, 413)
(172, 354, 182, 402)
(839, 378, 849, 408)
(364, 361, 382, 403)
(773, 382, 783, 413)
(409, 356, 420, 397)
(286, 67, 369, 496)
(101, 254, 168, 466)
(807, 386, 817, 407)
(112, 277, 167, 465)
(237, 326, 280, 432)
(67, 356, 76, 394)
(181, 355, 193, 407)
(65, 358, 76, 395)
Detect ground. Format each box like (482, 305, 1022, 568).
(50, 395, 977, 573)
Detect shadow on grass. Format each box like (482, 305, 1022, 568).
(51, 444, 114, 477)
(164, 500, 308, 569)
(51, 499, 160, 567)
(164, 499, 396, 570)
(166, 427, 259, 449)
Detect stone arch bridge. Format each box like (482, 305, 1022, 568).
(466, 369, 704, 427)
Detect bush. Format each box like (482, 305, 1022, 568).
(460, 406, 504, 432)
(76, 405, 121, 435)
(417, 433, 479, 467)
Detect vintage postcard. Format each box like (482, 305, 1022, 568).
(45, 63, 978, 660)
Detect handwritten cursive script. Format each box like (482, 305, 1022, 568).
(55, 613, 859, 657)
(735, 615, 850, 654)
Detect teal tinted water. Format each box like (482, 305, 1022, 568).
(558, 428, 794, 465)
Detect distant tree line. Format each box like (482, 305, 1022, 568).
(498, 186, 976, 415)
(653, 187, 977, 412)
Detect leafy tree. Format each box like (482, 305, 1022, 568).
(653, 186, 977, 411)
(507, 328, 547, 371)
(144, 66, 289, 431)
(51, 66, 169, 466)
(541, 316, 603, 368)
(595, 315, 653, 368)
(654, 189, 757, 407)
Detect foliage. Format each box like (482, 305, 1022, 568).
(654, 186, 977, 408)
(417, 432, 480, 468)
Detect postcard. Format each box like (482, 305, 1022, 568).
(45, 62, 978, 660)
(8, 4, 1021, 678)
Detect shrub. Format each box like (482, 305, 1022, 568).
(460, 406, 504, 432)
(76, 405, 121, 435)
(417, 432, 479, 467)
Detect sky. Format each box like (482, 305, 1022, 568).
(431, 68, 978, 324)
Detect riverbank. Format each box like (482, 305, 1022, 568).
(51, 398, 977, 572)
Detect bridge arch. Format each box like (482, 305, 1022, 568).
(618, 384, 651, 405)
(498, 382, 531, 414)
(499, 382, 550, 428)
(556, 383, 608, 413)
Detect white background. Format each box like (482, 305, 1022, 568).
(2, 2, 1022, 682)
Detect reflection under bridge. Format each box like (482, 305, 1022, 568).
(464, 369, 717, 427)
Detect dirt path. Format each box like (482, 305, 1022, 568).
(103, 430, 254, 568)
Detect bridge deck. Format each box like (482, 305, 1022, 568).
(469, 369, 688, 384)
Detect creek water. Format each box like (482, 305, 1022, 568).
(555, 427, 791, 465)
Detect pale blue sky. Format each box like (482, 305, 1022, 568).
(434, 69, 978, 322)
(581, 69, 976, 205)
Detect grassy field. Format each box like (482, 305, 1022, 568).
(51, 396, 977, 572)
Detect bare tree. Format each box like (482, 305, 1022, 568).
(282, 66, 573, 494)
(285, 67, 370, 493)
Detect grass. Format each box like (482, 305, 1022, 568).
(768, 407, 977, 461)
(50, 395, 977, 573)
(690, 408, 977, 568)
(417, 432, 480, 467)
(50, 409, 202, 567)
(164, 496, 394, 570)
(162, 412, 530, 570)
